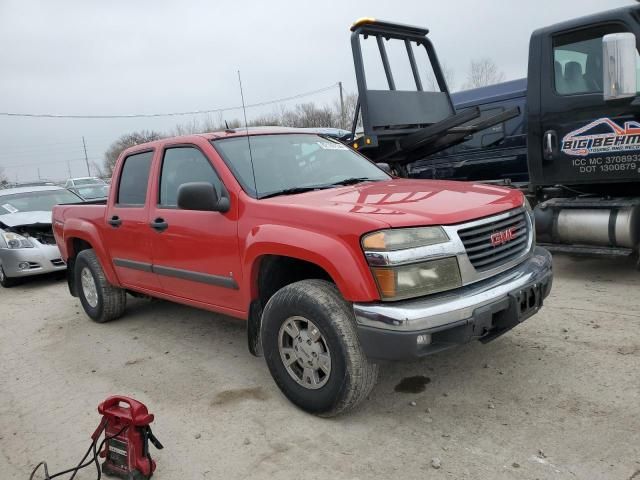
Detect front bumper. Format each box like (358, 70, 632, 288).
(353, 247, 553, 360)
(0, 244, 66, 278)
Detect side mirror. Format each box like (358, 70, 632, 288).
(177, 182, 230, 212)
(603, 32, 637, 101)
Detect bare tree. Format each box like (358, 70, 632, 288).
(103, 130, 164, 175)
(0, 167, 8, 187)
(425, 62, 456, 92)
(250, 110, 285, 127)
(334, 92, 359, 130)
(463, 58, 505, 89)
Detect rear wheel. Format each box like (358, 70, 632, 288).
(75, 249, 126, 323)
(0, 265, 19, 288)
(262, 279, 378, 417)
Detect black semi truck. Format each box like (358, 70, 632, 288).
(348, 6, 640, 262)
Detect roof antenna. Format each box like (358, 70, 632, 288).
(237, 70, 258, 196)
(224, 119, 230, 129)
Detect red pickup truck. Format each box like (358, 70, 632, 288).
(53, 129, 553, 416)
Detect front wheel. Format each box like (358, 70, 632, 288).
(262, 279, 378, 417)
(75, 249, 126, 323)
(0, 265, 19, 288)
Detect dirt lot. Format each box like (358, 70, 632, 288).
(1, 254, 639, 480)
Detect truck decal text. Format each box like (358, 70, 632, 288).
(561, 118, 640, 156)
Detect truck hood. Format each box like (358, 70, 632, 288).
(0, 211, 52, 228)
(265, 179, 523, 227)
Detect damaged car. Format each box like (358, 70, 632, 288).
(0, 185, 82, 287)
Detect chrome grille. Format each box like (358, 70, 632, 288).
(458, 209, 530, 271)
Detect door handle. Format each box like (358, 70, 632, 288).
(107, 216, 122, 228)
(543, 130, 557, 161)
(150, 218, 168, 232)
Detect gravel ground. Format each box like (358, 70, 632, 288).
(1, 254, 639, 480)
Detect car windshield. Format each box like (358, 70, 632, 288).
(0, 189, 82, 214)
(74, 178, 105, 186)
(76, 185, 109, 199)
(212, 134, 390, 198)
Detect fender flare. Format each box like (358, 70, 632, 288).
(62, 218, 120, 286)
(243, 225, 378, 303)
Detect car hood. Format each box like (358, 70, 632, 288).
(264, 179, 524, 227)
(0, 211, 52, 228)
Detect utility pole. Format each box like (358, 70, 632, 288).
(37, 168, 41, 180)
(82, 136, 91, 176)
(67, 160, 72, 178)
(338, 81, 345, 130)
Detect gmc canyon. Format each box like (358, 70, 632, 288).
(53, 129, 553, 416)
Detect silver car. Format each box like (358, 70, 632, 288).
(0, 185, 82, 287)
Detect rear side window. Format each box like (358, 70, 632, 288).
(159, 147, 222, 207)
(117, 151, 153, 205)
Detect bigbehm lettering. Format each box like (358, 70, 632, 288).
(561, 118, 640, 156)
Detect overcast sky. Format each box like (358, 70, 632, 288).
(0, 0, 632, 182)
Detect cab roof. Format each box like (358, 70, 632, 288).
(122, 127, 339, 153)
(531, 4, 640, 38)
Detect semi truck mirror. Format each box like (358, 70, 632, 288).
(603, 32, 637, 101)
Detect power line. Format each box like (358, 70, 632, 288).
(1, 157, 99, 169)
(0, 83, 339, 119)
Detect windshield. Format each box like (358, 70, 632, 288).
(74, 178, 105, 186)
(76, 185, 109, 199)
(212, 134, 390, 198)
(0, 189, 82, 214)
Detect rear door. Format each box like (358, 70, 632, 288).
(102, 149, 162, 292)
(148, 143, 243, 313)
(536, 22, 640, 186)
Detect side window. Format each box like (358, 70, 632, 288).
(553, 24, 638, 96)
(159, 147, 222, 207)
(117, 151, 153, 206)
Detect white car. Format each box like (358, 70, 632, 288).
(0, 186, 82, 287)
(64, 177, 107, 189)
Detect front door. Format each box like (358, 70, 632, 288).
(537, 22, 640, 186)
(148, 144, 243, 313)
(102, 149, 162, 292)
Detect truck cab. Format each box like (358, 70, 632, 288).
(527, 6, 640, 189)
(349, 7, 640, 260)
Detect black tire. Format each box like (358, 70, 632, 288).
(262, 279, 378, 417)
(0, 265, 19, 288)
(75, 249, 126, 323)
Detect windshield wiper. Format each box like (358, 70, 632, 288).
(326, 177, 380, 187)
(259, 186, 329, 199)
(259, 178, 380, 199)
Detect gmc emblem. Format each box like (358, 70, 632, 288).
(490, 227, 516, 247)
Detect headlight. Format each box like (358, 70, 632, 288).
(370, 257, 462, 301)
(362, 227, 461, 301)
(2, 232, 33, 249)
(362, 227, 448, 251)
